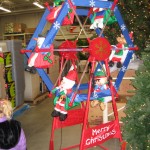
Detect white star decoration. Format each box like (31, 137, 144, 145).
(76, 94, 79, 99)
(121, 66, 127, 72)
(66, 2, 70, 8)
(128, 50, 132, 53)
(114, 6, 117, 12)
(129, 44, 133, 47)
(53, 21, 60, 30)
(121, 24, 126, 31)
(90, 0, 95, 7)
(93, 93, 98, 98)
(109, 3, 112, 9)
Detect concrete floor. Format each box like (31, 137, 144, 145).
(15, 71, 122, 150)
(16, 97, 122, 150)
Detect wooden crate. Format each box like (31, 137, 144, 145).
(111, 69, 136, 96)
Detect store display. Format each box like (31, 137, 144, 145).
(6, 82, 15, 98)
(3, 33, 33, 47)
(0, 41, 25, 107)
(0, 0, 148, 149)
(3, 52, 12, 66)
(21, 0, 139, 149)
(4, 67, 13, 83)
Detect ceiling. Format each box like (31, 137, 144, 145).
(0, 0, 53, 16)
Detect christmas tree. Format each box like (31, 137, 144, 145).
(122, 41, 150, 149)
(118, 0, 150, 51)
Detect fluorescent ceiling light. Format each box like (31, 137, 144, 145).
(0, 7, 11, 12)
(33, 2, 44, 9)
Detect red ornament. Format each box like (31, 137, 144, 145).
(59, 40, 77, 60)
(89, 37, 111, 61)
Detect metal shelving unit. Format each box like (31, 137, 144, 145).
(3, 33, 33, 47)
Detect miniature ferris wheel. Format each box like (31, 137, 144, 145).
(22, 0, 138, 149)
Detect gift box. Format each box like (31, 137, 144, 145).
(88, 101, 126, 126)
(111, 69, 136, 96)
(24, 72, 40, 101)
(0, 42, 8, 53)
(25, 28, 35, 33)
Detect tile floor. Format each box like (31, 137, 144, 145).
(16, 97, 122, 150)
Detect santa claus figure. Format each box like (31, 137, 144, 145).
(91, 69, 109, 111)
(51, 66, 77, 121)
(51, 94, 67, 121)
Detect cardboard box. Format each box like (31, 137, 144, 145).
(88, 104, 103, 126)
(107, 102, 126, 121)
(48, 55, 59, 83)
(88, 101, 126, 126)
(111, 69, 136, 79)
(25, 28, 35, 33)
(0, 42, 8, 53)
(79, 60, 88, 73)
(24, 71, 41, 101)
(4, 23, 26, 33)
(111, 69, 136, 96)
(15, 23, 26, 33)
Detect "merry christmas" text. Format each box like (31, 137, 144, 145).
(85, 125, 116, 145)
